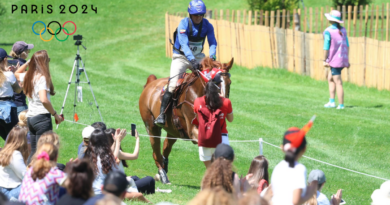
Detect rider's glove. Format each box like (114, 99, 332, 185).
(190, 59, 199, 71)
(210, 55, 216, 61)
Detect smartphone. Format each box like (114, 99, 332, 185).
(131, 124, 136, 137)
(340, 199, 346, 205)
(55, 114, 64, 124)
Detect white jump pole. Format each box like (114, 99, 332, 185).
(259, 138, 263, 155)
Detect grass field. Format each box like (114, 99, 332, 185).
(1, 0, 390, 204)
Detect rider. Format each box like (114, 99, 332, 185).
(154, 0, 217, 127)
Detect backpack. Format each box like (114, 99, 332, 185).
(257, 179, 269, 194)
(170, 17, 204, 55)
(197, 99, 222, 148)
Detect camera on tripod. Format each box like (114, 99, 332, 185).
(73, 35, 83, 41)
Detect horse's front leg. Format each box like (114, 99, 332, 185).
(162, 135, 177, 174)
(148, 128, 170, 184)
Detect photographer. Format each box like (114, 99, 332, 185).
(8, 41, 34, 116)
(20, 50, 63, 163)
(0, 48, 22, 141)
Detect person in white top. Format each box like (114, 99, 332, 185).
(14, 50, 63, 164)
(271, 117, 318, 205)
(0, 126, 29, 200)
(0, 48, 22, 140)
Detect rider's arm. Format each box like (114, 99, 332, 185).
(206, 21, 217, 58)
(178, 19, 195, 61)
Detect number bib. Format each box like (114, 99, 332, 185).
(181, 41, 203, 56)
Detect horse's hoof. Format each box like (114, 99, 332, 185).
(163, 156, 169, 174)
(158, 169, 171, 185)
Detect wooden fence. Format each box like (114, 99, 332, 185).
(165, 6, 390, 90)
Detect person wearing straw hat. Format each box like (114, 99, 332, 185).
(323, 10, 350, 110)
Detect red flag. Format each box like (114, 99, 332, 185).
(74, 113, 79, 122)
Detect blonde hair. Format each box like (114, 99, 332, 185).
(187, 187, 236, 205)
(31, 143, 58, 180)
(18, 110, 28, 127)
(239, 190, 269, 205)
(0, 126, 28, 166)
(304, 193, 318, 205)
(28, 131, 60, 167)
(0, 57, 7, 85)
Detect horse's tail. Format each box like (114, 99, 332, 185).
(144, 74, 157, 88)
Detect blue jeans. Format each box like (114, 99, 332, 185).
(0, 185, 21, 201)
(16, 105, 28, 116)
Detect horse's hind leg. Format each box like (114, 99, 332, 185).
(162, 134, 177, 174)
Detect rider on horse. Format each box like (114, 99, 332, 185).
(154, 0, 218, 127)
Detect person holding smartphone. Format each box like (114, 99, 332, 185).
(19, 50, 63, 163)
(0, 48, 22, 141)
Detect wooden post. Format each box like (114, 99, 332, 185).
(276, 10, 280, 28)
(293, 9, 296, 30)
(321, 7, 324, 32)
(282, 9, 286, 29)
(260, 10, 263, 25)
(381, 3, 385, 40)
(298, 9, 301, 31)
(365, 5, 369, 37)
(387, 3, 389, 41)
(226, 9, 230, 21)
(359, 5, 363, 37)
(265, 11, 269, 26)
(375, 5, 379, 40)
(214, 9, 218, 20)
(370, 5, 374, 38)
(237, 10, 240, 24)
(287, 10, 290, 29)
(309, 7, 313, 33)
(353, 6, 357, 37)
(243, 9, 247, 24)
(315, 7, 318, 33)
(231, 10, 235, 22)
(348, 6, 352, 36)
(254, 11, 258, 25)
(304, 7, 307, 32)
(248, 10, 252, 25)
(271, 11, 275, 28)
(337, 6, 341, 12)
(342, 6, 346, 29)
(220, 9, 224, 20)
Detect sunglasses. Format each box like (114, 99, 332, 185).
(193, 14, 204, 17)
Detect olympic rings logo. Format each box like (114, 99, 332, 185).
(32, 21, 77, 42)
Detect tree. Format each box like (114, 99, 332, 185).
(247, 0, 299, 13)
(331, 0, 372, 7)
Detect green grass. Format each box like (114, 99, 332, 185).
(1, 0, 389, 204)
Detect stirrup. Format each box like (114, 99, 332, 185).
(158, 169, 171, 184)
(154, 113, 166, 127)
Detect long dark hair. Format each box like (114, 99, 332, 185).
(104, 128, 128, 168)
(283, 129, 307, 168)
(334, 22, 343, 36)
(84, 129, 116, 174)
(204, 81, 222, 110)
(66, 159, 95, 200)
(23, 50, 55, 98)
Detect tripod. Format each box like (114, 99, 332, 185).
(57, 40, 103, 128)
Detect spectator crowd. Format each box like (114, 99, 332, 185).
(0, 39, 388, 205)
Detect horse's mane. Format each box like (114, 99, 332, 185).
(200, 57, 223, 71)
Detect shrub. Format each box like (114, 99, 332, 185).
(331, 0, 372, 7)
(247, 0, 299, 13)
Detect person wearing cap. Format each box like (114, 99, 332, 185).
(154, 0, 218, 127)
(323, 10, 350, 110)
(371, 180, 390, 205)
(77, 126, 95, 159)
(270, 118, 318, 205)
(8, 41, 34, 116)
(193, 74, 233, 168)
(0, 48, 22, 141)
(84, 170, 150, 205)
(307, 169, 343, 205)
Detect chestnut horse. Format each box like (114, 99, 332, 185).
(139, 58, 234, 183)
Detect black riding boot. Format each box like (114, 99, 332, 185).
(154, 91, 172, 127)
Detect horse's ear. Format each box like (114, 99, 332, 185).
(222, 58, 234, 72)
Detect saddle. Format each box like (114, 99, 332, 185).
(160, 72, 200, 140)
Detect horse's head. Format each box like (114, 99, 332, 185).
(200, 57, 234, 98)
(220, 58, 234, 98)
